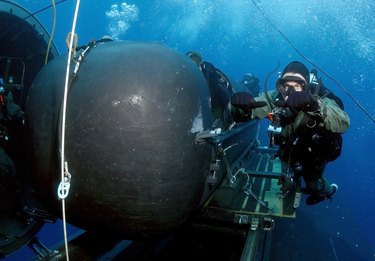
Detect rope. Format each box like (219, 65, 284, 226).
(251, 0, 375, 124)
(44, 0, 56, 65)
(59, 0, 81, 260)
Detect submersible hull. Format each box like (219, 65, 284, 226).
(27, 41, 213, 238)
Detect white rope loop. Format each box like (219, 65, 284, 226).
(57, 180, 71, 199)
(58, 162, 71, 199)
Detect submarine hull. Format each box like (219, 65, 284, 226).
(27, 42, 213, 238)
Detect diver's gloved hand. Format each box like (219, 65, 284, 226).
(230, 92, 254, 122)
(231, 92, 254, 111)
(286, 91, 319, 115)
(230, 92, 266, 122)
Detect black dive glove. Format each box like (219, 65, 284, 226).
(286, 91, 319, 115)
(230, 92, 266, 122)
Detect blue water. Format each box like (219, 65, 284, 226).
(5, 1, 375, 260)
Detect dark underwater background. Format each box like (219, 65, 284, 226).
(5, 1, 375, 260)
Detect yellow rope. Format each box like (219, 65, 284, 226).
(44, 0, 56, 65)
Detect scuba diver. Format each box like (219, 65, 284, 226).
(186, 51, 233, 128)
(230, 61, 350, 205)
(241, 73, 260, 97)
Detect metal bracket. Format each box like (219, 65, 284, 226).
(23, 206, 56, 223)
(206, 159, 221, 186)
(262, 217, 274, 231)
(293, 192, 302, 209)
(234, 214, 249, 225)
(250, 217, 259, 230)
(28, 238, 53, 259)
(195, 128, 221, 144)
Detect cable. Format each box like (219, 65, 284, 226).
(251, 0, 375, 124)
(44, 0, 57, 65)
(60, 1, 81, 260)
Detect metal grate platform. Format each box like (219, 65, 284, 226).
(201, 147, 297, 223)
